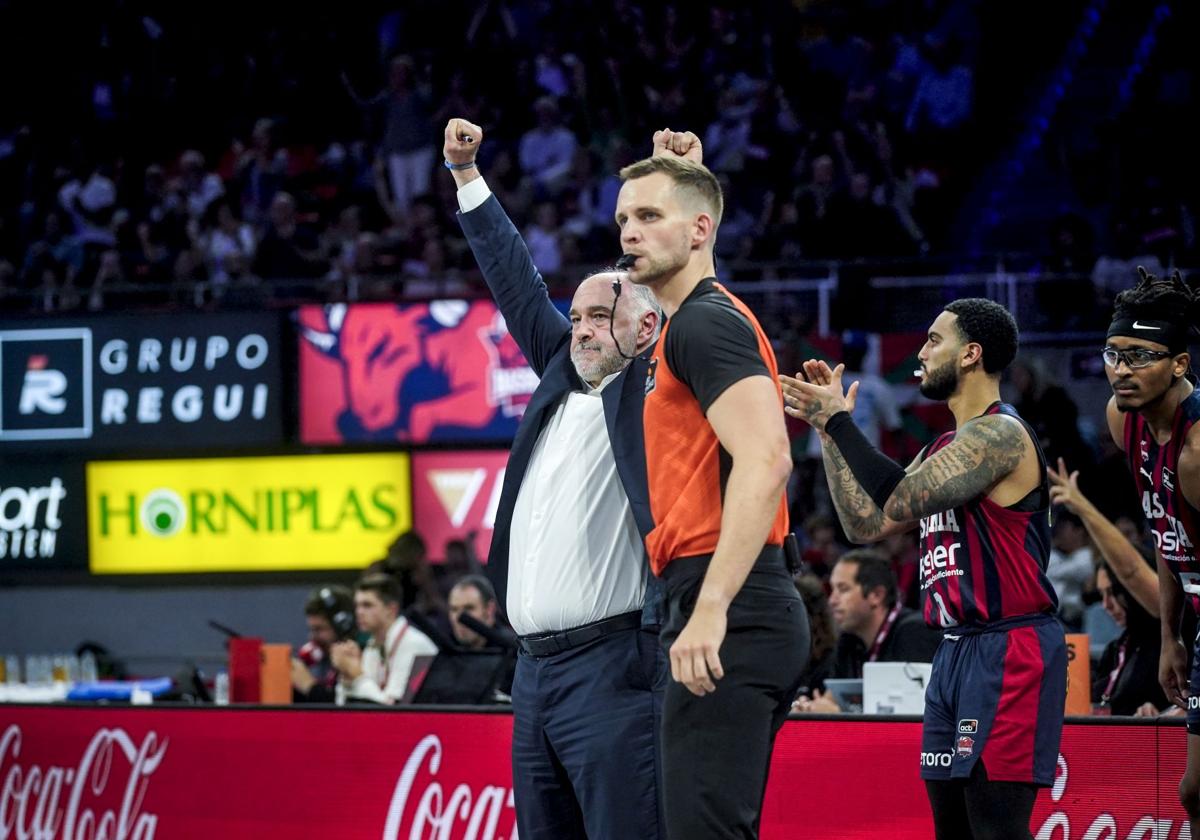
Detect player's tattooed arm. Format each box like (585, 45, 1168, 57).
(883, 415, 1026, 522)
(821, 441, 922, 543)
(821, 440, 888, 542)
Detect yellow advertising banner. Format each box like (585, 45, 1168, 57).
(87, 453, 411, 574)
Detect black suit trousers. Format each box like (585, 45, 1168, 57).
(658, 548, 810, 839)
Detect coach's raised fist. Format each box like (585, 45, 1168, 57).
(444, 118, 483, 165)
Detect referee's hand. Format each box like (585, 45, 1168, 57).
(669, 601, 727, 696)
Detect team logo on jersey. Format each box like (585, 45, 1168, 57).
(1162, 467, 1176, 492)
(957, 719, 978, 735)
(956, 735, 975, 758)
(644, 357, 658, 395)
(1140, 440, 1150, 462)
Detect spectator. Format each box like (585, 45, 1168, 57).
(291, 584, 354, 703)
(804, 334, 902, 461)
(203, 200, 256, 287)
(824, 172, 912, 257)
(58, 162, 118, 249)
(252, 192, 326, 280)
(518, 96, 577, 196)
(1009, 355, 1095, 473)
(344, 55, 436, 218)
(233, 117, 289, 225)
(378, 530, 448, 625)
(178, 150, 225, 221)
(905, 37, 973, 139)
(1047, 511, 1095, 631)
(799, 512, 845, 580)
(523, 201, 563, 275)
(21, 212, 83, 289)
(793, 573, 837, 698)
(330, 574, 438, 705)
(1091, 562, 1168, 717)
(794, 550, 941, 713)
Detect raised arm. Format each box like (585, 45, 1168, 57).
(781, 362, 916, 543)
(784, 360, 1028, 534)
(444, 118, 569, 375)
(882, 414, 1025, 522)
(1048, 457, 1158, 616)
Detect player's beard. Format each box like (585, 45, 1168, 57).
(919, 358, 959, 401)
(571, 339, 627, 385)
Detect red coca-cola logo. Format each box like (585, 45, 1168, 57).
(382, 734, 517, 840)
(0, 725, 168, 840)
(1034, 752, 1188, 839)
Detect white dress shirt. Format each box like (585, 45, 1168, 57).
(344, 616, 438, 704)
(458, 177, 646, 635)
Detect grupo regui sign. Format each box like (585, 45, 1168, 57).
(0, 312, 284, 451)
(0, 708, 1187, 839)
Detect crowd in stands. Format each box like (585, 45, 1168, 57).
(0, 1, 1192, 321)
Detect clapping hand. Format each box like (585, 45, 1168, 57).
(779, 360, 859, 430)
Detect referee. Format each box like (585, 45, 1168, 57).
(616, 132, 810, 839)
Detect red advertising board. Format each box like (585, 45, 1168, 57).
(297, 302, 539, 445)
(0, 708, 1186, 839)
(412, 450, 508, 562)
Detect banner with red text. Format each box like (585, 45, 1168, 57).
(0, 708, 1186, 839)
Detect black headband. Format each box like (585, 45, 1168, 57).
(1106, 317, 1191, 354)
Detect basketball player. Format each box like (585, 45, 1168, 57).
(781, 298, 1066, 840)
(1102, 267, 1200, 836)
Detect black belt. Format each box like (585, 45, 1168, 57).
(518, 610, 642, 657)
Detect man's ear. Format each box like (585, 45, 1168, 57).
(639, 309, 659, 343)
(691, 212, 716, 250)
(960, 341, 983, 369)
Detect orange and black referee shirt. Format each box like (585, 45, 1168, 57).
(642, 277, 789, 576)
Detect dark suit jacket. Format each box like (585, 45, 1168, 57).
(457, 194, 661, 625)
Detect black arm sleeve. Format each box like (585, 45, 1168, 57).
(823, 411, 907, 510)
(664, 299, 770, 412)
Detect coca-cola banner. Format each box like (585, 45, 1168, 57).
(411, 450, 509, 562)
(297, 302, 540, 445)
(0, 708, 1186, 839)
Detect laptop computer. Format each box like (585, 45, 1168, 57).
(823, 678, 863, 713)
(403, 650, 508, 705)
(862, 661, 933, 715)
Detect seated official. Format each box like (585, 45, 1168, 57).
(331, 574, 438, 704)
(794, 550, 941, 713)
(291, 584, 355, 703)
(448, 574, 517, 696)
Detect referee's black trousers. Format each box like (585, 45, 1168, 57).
(659, 547, 810, 840)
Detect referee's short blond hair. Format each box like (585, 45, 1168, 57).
(619, 156, 724, 231)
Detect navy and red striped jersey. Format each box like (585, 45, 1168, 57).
(1124, 387, 1200, 615)
(918, 402, 1058, 629)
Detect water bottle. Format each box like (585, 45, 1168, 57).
(214, 670, 230, 705)
(79, 651, 98, 683)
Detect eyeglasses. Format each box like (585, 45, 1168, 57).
(1102, 346, 1173, 369)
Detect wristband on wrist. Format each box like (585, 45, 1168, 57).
(444, 159, 477, 171)
(823, 410, 907, 510)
